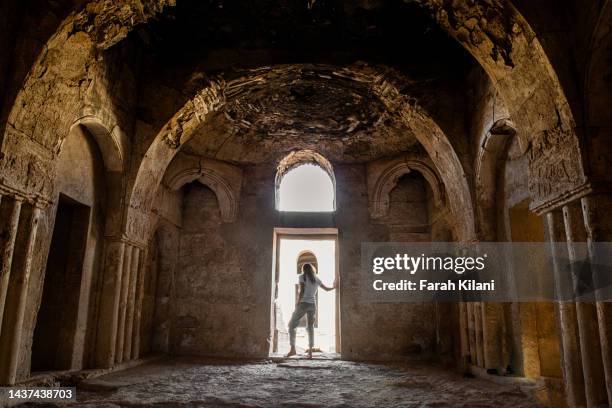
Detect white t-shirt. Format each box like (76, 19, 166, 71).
(299, 273, 322, 304)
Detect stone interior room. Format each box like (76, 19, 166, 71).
(0, 0, 611, 407)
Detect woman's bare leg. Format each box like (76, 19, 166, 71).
(307, 307, 315, 359)
(286, 303, 307, 357)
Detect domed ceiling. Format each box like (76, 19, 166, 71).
(134, 0, 476, 164)
(181, 64, 425, 163)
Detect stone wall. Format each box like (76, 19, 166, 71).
(154, 157, 443, 361)
(172, 182, 268, 357)
(338, 169, 440, 360)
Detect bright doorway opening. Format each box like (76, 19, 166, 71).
(271, 229, 340, 357)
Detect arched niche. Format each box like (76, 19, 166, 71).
(69, 116, 127, 173)
(275, 150, 336, 212)
(367, 156, 445, 221)
(474, 118, 516, 241)
(162, 152, 243, 223)
(67, 116, 127, 237)
(32, 121, 109, 373)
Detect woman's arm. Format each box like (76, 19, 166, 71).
(320, 279, 338, 292)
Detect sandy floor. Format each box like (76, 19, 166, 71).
(26, 356, 543, 407)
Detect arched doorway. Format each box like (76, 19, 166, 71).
(31, 124, 108, 372)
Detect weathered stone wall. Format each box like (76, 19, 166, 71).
(500, 138, 531, 240)
(149, 220, 181, 354)
(159, 157, 441, 361)
(172, 182, 267, 357)
(342, 172, 437, 360)
(0, 0, 75, 131)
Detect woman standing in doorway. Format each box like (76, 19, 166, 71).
(285, 263, 337, 359)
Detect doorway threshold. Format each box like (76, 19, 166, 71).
(269, 352, 341, 362)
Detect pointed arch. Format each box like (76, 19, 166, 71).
(368, 156, 445, 220)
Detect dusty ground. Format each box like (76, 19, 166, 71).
(25, 356, 542, 407)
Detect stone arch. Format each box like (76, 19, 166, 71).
(0, 0, 586, 241)
(70, 115, 127, 173)
(1, 0, 586, 216)
(474, 118, 517, 241)
(275, 149, 337, 211)
(67, 115, 128, 237)
(162, 152, 242, 223)
(126, 66, 475, 242)
(368, 156, 445, 221)
(424, 1, 587, 209)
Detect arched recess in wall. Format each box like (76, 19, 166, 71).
(417, 1, 588, 211)
(30, 113, 126, 373)
(474, 118, 516, 241)
(161, 152, 243, 223)
(367, 157, 445, 221)
(275, 150, 336, 212)
(69, 116, 128, 235)
(500, 127, 563, 382)
(126, 66, 476, 243)
(70, 117, 126, 172)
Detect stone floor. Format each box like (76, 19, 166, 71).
(25, 356, 543, 407)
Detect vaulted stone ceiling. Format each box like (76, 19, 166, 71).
(133, 0, 476, 164)
(181, 64, 425, 164)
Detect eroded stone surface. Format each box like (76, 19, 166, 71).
(44, 358, 543, 407)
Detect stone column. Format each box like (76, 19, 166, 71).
(582, 194, 612, 403)
(546, 210, 586, 407)
(124, 247, 140, 360)
(132, 247, 147, 359)
(459, 302, 470, 371)
(0, 204, 40, 385)
(115, 244, 133, 364)
(0, 197, 23, 338)
(481, 302, 503, 372)
(466, 302, 477, 364)
(564, 202, 608, 407)
(474, 302, 484, 367)
(95, 239, 126, 368)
